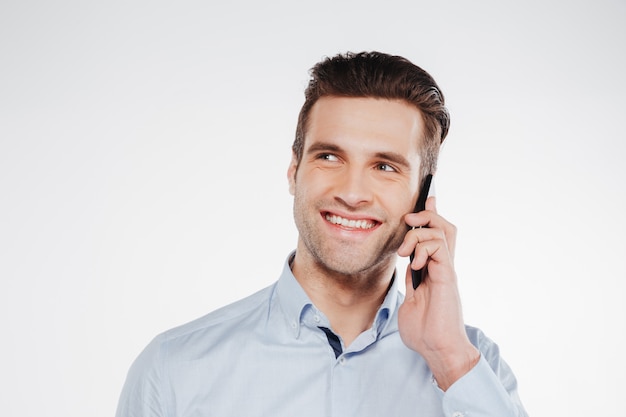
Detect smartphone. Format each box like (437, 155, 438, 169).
(410, 173, 433, 289)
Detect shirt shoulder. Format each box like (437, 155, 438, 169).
(116, 283, 280, 417)
(157, 282, 277, 346)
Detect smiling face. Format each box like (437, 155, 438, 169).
(288, 96, 425, 279)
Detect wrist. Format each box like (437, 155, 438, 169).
(425, 344, 480, 391)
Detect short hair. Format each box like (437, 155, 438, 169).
(292, 51, 450, 181)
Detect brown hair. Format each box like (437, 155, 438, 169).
(292, 51, 450, 181)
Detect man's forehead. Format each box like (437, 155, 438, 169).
(304, 96, 425, 151)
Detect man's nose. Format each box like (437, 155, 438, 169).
(333, 167, 373, 207)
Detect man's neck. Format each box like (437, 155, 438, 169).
(290, 250, 395, 347)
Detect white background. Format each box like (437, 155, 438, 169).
(1, 1, 625, 416)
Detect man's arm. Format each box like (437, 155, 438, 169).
(397, 195, 478, 388)
(397, 196, 527, 415)
(438, 346, 528, 417)
(116, 337, 166, 417)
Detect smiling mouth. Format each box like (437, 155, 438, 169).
(324, 213, 378, 230)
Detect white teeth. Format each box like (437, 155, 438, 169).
(325, 214, 375, 229)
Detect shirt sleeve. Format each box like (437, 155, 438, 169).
(434, 327, 528, 417)
(115, 336, 167, 417)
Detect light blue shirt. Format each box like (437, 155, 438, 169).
(117, 254, 527, 417)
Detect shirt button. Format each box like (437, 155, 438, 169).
(313, 315, 321, 322)
(452, 412, 464, 417)
(339, 357, 346, 365)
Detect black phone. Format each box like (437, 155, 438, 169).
(410, 173, 433, 289)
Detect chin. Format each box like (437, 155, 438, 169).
(318, 248, 393, 277)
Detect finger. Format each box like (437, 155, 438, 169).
(404, 206, 442, 229)
(409, 239, 443, 270)
(404, 211, 457, 260)
(409, 227, 456, 270)
(404, 212, 431, 229)
(398, 227, 446, 257)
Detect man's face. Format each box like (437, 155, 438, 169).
(288, 96, 424, 277)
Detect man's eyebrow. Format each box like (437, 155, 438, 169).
(305, 142, 344, 155)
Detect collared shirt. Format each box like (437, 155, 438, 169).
(116, 254, 527, 417)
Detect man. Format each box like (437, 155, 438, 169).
(116, 51, 527, 416)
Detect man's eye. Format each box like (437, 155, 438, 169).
(319, 154, 339, 162)
(377, 163, 396, 172)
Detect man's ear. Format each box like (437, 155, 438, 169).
(287, 153, 298, 195)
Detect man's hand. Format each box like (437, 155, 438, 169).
(397, 196, 480, 391)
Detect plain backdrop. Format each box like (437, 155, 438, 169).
(1, 1, 625, 416)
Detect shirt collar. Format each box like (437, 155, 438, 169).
(374, 271, 399, 336)
(275, 252, 400, 339)
(275, 252, 312, 338)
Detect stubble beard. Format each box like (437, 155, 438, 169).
(292, 193, 406, 283)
